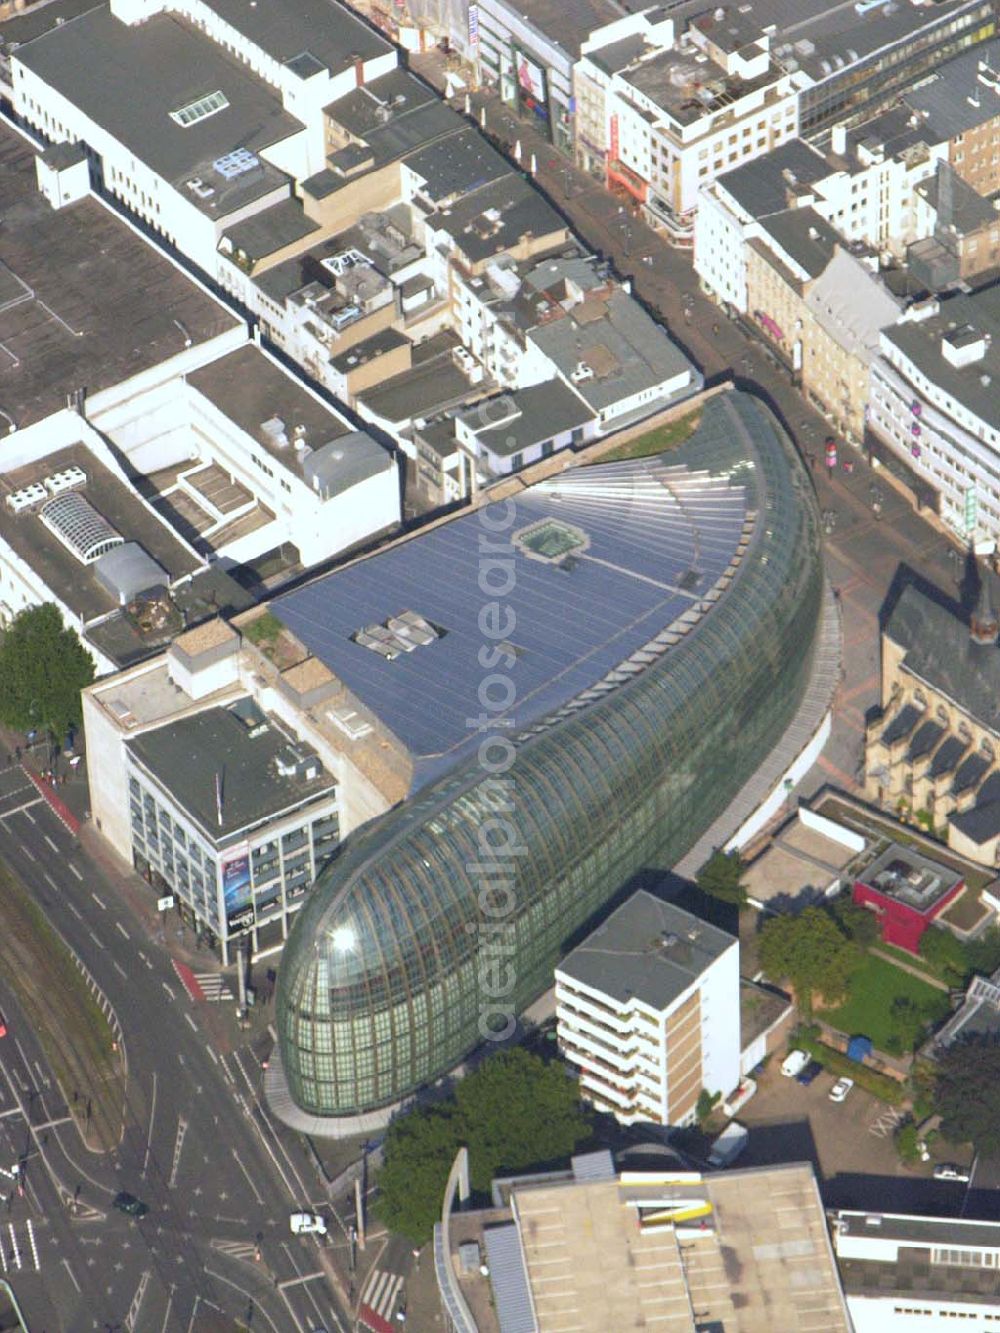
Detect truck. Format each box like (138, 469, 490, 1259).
(707, 1121, 749, 1169)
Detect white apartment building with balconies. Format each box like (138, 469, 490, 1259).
(555, 891, 740, 1127)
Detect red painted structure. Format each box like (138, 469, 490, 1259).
(852, 848, 964, 954)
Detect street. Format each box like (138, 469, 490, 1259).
(0, 767, 352, 1332)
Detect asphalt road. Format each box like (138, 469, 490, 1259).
(0, 768, 351, 1333)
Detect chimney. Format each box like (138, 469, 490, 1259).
(354, 56, 364, 87)
(831, 125, 847, 156)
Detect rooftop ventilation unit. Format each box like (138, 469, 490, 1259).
(213, 147, 260, 180)
(43, 465, 87, 496)
(261, 416, 289, 448)
(185, 177, 215, 200)
(6, 483, 47, 514)
(571, 362, 595, 382)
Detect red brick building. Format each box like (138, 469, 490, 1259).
(852, 844, 964, 954)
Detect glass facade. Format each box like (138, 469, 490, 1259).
(277, 393, 824, 1120)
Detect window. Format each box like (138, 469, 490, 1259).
(170, 90, 229, 128)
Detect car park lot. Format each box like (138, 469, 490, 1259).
(736, 1061, 912, 1185)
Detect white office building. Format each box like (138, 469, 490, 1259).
(833, 1209, 1000, 1330)
(869, 286, 1000, 547)
(555, 891, 740, 1126)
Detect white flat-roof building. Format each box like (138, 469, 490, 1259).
(833, 1209, 1000, 1330)
(555, 890, 740, 1126)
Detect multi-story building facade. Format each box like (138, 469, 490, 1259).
(555, 892, 739, 1126)
(868, 286, 1000, 547)
(906, 40, 1000, 199)
(833, 1209, 1000, 1330)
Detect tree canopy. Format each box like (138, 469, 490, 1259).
(933, 1035, 1000, 1154)
(696, 849, 747, 906)
(758, 906, 858, 1013)
(375, 1048, 591, 1244)
(919, 926, 968, 983)
(0, 604, 94, 737)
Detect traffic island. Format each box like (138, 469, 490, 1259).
(0, 861, 125, 1152)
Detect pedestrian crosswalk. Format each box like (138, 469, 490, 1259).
(193, 971, 233, 1003)
(361, 1267, 404, 1324)
(0, 1221, 40, 1273)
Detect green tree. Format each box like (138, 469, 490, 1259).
(895, 1122, 920, 1165)
(964, 926, 1000, 978)
(373, 1106, 460, 1245)
(829, 897, 879, 949)
(919, 926, 968, 983)
(933, 1035, 1000, 1154)
(758, 907, 858, 1014)
(695, 1088, 719, 1126)
(697, 849, 747, 906)
(0, 604, 94, 736)
(889, 997, 929, 1053)
(375, 1049, 591, 1244)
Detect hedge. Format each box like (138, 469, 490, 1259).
(794, 1033, 904, 1105)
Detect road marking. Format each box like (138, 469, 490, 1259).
(230, 1149, 265, 1205)
(124, 1269, 150, 1333)
(0, 798, 43, 820)
(184, 1013, 198, 1033)
(18, 843, 35, 862)
(23, 810, 34, 825)
(67, 902, 82, 920)
(43, 872, 58, 892)
(25, 1219, 39, 1271)
(8, 1223, 20, 1270)
(160, 1287, 174, 1333)
(88, 931, 104, 949)
(90, 892, 106, 910)
(33, 1116, 72, 1131)
(61, 1258, 81, 1292)
(69, 864, 83, 881)
(204, 1270, 286, 1333)
(115, 921, 130, 940)
(278, 1271, 326, 1291)
(44, 834, 59, 853)
(168, 1118, 188, 1189)
(142, 1072, 157, 1180)
(161, 981, 176, 1000)
(113, 961, 128, 980)
(204, 1043, 218, 1065)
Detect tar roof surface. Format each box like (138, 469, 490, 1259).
(202, 0, 389, 76)
(223, 200, 320, 262)
(905, 39, 1000, 141)
(404, 128, 513, 202)
(0, 442, 201, 623)
(187, 345, 354, 478)
(433, 174, 568, 265)
(127, 703, 336, 841)
(756, 207, 839, 280)
(716, 139, 830, 218)
(459, 380, 594, 457)
(0, 127, 237, 428)
(883, 284, 1000, 430)
(497, 0, 626, 59)
(273, 395, 749, 786)
(15, 5, 300, 208)
(557, 890, 734, 1008)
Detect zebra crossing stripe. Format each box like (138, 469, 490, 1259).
(8, 1223, 20, 1270)
(25, 1219, 39, 1271)
(194, 973, 232, 1002)
(363, 1270, 403, 1320)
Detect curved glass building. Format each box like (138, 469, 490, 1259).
(275, 392, 823, 1126)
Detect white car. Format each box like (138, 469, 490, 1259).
(290, 1212, 328, 1236)
(780, 1049, 810, 1079)
(934, 1164, 970, 1183)
(829, 1077, 854, 1103)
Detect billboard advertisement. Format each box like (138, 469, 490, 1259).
(516, 50, 547, 110)
(222, 845, 253, 932)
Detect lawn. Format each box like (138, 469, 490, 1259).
(821, 953, 951, 1052)
(591, 409, 702, 463)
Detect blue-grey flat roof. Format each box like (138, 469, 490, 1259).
(273, 401, 749, 788)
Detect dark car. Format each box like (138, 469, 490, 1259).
(796, 1060, 824, 1086)
(113, 1192, 149, 1218)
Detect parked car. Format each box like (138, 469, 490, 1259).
(290, 1212, 328, 1236)
(933, 1164, 970, 1183)
(780, 1049, 810, 1078)
(113, 1192, 149, 1218)
(829, 1077, 854, 1103)
(796, 1060, 823, 1087)
(707, 1122, 750, 1169)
